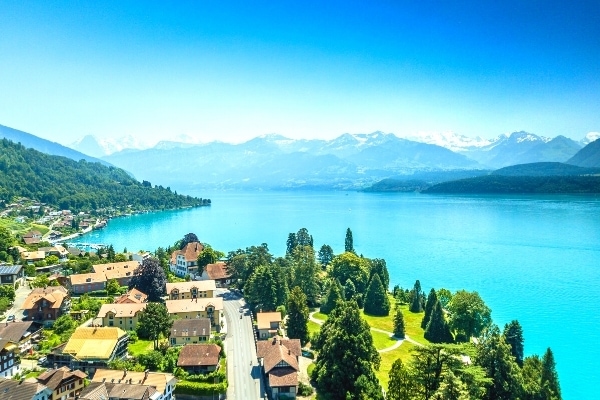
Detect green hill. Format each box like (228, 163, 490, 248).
(423, 175, 600, 194)
(0, 138, 208, 212)
(491, 162, 600, 176)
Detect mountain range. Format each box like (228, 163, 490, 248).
(0, 124, 110, 166)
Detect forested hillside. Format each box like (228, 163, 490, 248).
(0, 139, 206, 211)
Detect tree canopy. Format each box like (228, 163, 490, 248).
(136, 302, 173, 350)
(447, 290, 492, 342)
(345, 227, 355, 253)
(286, 286, 310, 346)
(363, 273, 390, 316)
(129, 257, 167, 302)
(311, 300, 383, 400)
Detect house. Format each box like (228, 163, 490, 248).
(35, 367, 87, 400)
(169, 319, 211, 346)
(114, 288, 148, 304)
(78, 381, 158, 400)
(0, 265, 24, 286)
(21, 251, 46, 264)
(69, 272, 106, 294)
(69, 262, 141, 294)
(0, 337, 19, 378)
(38, 246, 69, 260)
(256, 337, 302, 399)
(97, 303, 147, 329)
(256, 312, 283, 339)
(92, 261, 140, 286)
(165, 280, 215, 300)
(58, 327, 129, 374)
(165, 298, 223, 330)
(0, 321, 43, 354)
(195, 262, 232, 287)
(0, 376, 53, 400)
(177, 344, 221, 374)
(22, 286, 70, 326)
(22, 230, 42, 245)
(169, 242, 204, 277)
(47, 274, 69, 288)
(91, 369, 177, 400)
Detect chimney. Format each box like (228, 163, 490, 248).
(144, 369, 149, 382)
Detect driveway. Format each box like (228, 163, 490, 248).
(1, 280, 32, 322)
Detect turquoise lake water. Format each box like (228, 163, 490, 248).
(73, 190, 600, 398)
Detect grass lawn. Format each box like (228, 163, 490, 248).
(24, 369, 46, 379)
(376, 341, 416, 389)
(398, 304, 428, 346)
(308, 320, 321, 336)
(312, 312, 328, 321)
(371, 331, 397, 351)
(128, 339, 153, 356)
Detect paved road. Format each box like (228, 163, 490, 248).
(1, 280, 32, 322)
(221, 289, 265, 400)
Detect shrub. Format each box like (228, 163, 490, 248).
(298, 382, 314, 396)
(174, 380, 228, 396)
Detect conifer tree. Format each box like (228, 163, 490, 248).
(286, 286, 310, 345)
(387, 358, 415, 400)
(541, 348, 561, 400)
(410, 279, 423, 313)
(393, 306, 406, 339)
(422, 288, 438, 329)
(320, 279, 343, 314)
(424, 301, 453, 343)
(364, 273, 390, 316)
(312, 300, 383, 400)
(344, 279, 356, 301)
(345, 227, 354, 253)
(503, 320, 525, 367)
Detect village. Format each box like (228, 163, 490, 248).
(0, 233, 305, 400)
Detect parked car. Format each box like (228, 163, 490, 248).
(7, 315, 15, 322)
(38, 356, 47, 365)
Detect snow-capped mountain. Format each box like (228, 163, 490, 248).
(70, 135, 154, 157)
(581, 132, 600, 145)
(401, 131, 493, 152)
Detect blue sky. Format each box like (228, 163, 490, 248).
(1, 1, 599, 145)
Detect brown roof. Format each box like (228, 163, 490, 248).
(170, 318, 211, 338)
(69, 272, 106, 286)
(97, 303, 147, 318)
(36, 367, 87, 391)
(170, 241, 204, 265)
(257, 337, 301, 373)
(268, 367, 298, 388)
(114, 288, 148, 304)
(177, 344, 221, 367)
(166, 280, 216, 294)
(21, 250, 45, 260)
(0, 321, 42, 343)
(22, 286, 69, 310)
(165, 297, 223, 314)
(256, 312, 282, 330)
(92, 369, 176, 394)
(79, 381, 157, 400)
(23, 237, 41, 245)
(92, 261, 140, 274)
(0, 377, 51, 400)
(206, 262, 231, 280)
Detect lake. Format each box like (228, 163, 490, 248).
(73, 190, 600, 399)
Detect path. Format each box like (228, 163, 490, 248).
(308, 311, 424, 353)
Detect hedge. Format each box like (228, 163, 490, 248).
(174, 380, 228, 396)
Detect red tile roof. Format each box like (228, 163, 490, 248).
(177, 344, 221, 367)
(206, 262, 231, 280)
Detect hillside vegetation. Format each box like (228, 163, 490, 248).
(0, 138, 206, 212)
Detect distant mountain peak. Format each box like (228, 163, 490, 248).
(581, 132, 600, 145)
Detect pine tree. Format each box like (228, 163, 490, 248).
(344, 279, 356, 301)
(541, 348, 561, 400)
(422, 288, 438, 329)
(410, 279, 423, 313)
(345, 227, 354, 253)
(387, 358, 415, 400)
(364, 273, 390, 316)
(321, 280, 343, 314)
(503, 320, 525, 367)
(286, 286, 310, 345)
(393, 306, 406, 338)
(424, 301, 453, 343)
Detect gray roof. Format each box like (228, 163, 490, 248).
(0, 265, 22, 275)
(170, 318, 211, 337)
(0, 377, 50, 400)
